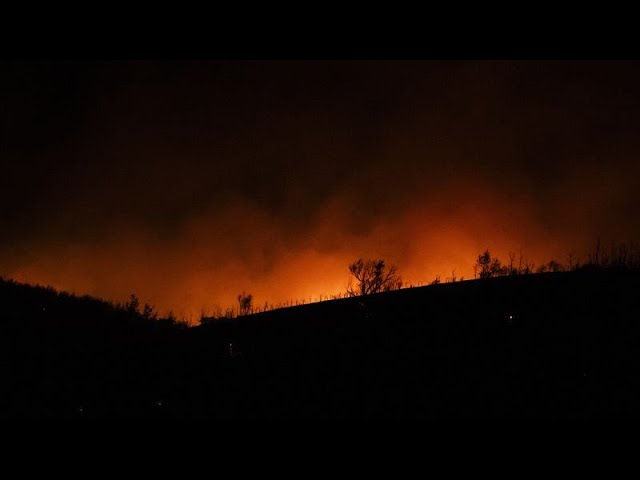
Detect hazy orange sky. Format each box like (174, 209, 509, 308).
(2, 61, 640, 319)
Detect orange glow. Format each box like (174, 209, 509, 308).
(3, 61, 640, 324)
(1, 175, 609, 321)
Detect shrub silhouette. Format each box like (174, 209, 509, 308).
(537, 260, 565, 274)
(238, 292, 253, 316)
(142, 303, 157, 320)
(125, 293, 140, 315)
(475, 250, 506, 278)
(347, 258, 402, 296)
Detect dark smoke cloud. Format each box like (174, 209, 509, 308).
(2, 61, 640, 318)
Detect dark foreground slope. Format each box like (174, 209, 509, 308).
(3, 269, 640, 418)
(0, 280, 187, 418)
(190, 268, 640, 418)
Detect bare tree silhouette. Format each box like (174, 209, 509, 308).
(142, 303, 157, 320)
(125, 294, 140, 315)
(538, 260, 564, 273)
(475, 250, 505, 278)
(347, 258, 402, 296)
(238, 292, 253, 316)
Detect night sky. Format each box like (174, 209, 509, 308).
(2, 60, 640, 319)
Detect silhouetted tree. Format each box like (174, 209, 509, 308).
(476, 250, 490, 278)
(142, 303, 157, 320)
(507, 251, 519, 275)
(125, 294, 140, 315)
(537, 260, 565, 273)
(347, 258, 402, 296)
(548, 260, 564, 272)
(475, 250, 504, 278)
(238, 292, 253, 316)
(588, 237, 603, 266)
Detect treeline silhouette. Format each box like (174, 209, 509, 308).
(472, 240, 640, 279)
(0, 278, 188, 329)
(2, 240, 640, 418)
(202, 240, 640, 323)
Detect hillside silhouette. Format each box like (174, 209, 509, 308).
(2, 267, 640, 418)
